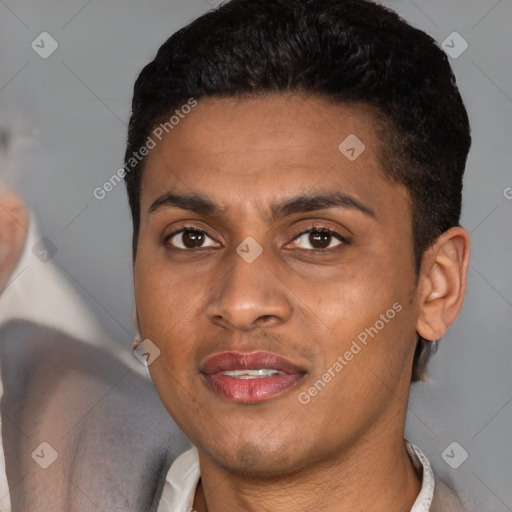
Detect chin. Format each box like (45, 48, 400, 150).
(203, 434, 312, 479)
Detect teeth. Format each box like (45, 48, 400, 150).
(221, 369, 285, 379)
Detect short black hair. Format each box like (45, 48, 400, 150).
(124, 0, 471, 381)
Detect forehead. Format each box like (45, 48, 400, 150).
(140, 94, 408, 221)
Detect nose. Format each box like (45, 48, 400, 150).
(205, 249, 292, 331)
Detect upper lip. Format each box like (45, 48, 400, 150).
(200, 351, 307, 376)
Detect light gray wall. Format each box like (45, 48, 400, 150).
(1, 1, 510, 509)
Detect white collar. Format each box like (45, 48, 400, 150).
(407, 441, 436, 511)
(158, 446, 200, 512)
(158, 441, 435, 512)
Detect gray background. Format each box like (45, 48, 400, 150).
(1, 0, 511, 509)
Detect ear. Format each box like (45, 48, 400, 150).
(416, 227, 470, 341)
(0, 193, 29, 293)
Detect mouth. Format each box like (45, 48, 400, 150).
(200, 351, 307, 404)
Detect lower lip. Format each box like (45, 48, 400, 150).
(203, 373, 304, 403)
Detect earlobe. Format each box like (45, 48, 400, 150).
(0, 193, 29, 293)
(416, 227, 471, 342)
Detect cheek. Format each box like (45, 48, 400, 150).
(134, 257, 201, 340)
(133, 257, 214, 396)
(135, 265, 200, 401)
(308, 264, 414, 358)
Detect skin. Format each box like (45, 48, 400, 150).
(0, 191, 28, 294)
(133, 94, 470, 511)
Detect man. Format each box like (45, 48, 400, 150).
(0, 168, 26, 511)
(0, 136, 188, 510)
(123, 0, 472, 510)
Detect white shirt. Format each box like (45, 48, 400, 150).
(158, 441, 435, 512)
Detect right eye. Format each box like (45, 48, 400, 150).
(164, 228, 220, 250)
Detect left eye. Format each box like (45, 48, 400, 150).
(291, 229, 344, 250)
(166, 229, 219, 249)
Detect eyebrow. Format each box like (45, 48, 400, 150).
(269, 191, 375, 222)
(148, 191, 375, 221)
(149, 192, 220, 216)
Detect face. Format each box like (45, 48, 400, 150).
(134, 95, 421, 476)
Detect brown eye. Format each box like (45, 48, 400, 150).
(182, 230, 205, 248)
(291, 229, 344, 250)
(166, 229, 219, 250)
(308, 231, 332, 249)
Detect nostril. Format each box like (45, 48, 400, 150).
(258, 315, 275, 324)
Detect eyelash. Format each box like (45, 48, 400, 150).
(163, 226, 212, 247)
(163, 224, 349, 251)
(291, 224, 349, 249)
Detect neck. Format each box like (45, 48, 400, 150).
(194, 406, 422, 512)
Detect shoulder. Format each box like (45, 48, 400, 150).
(1, 320, 188, 511)
(431, 478, 470, 512)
